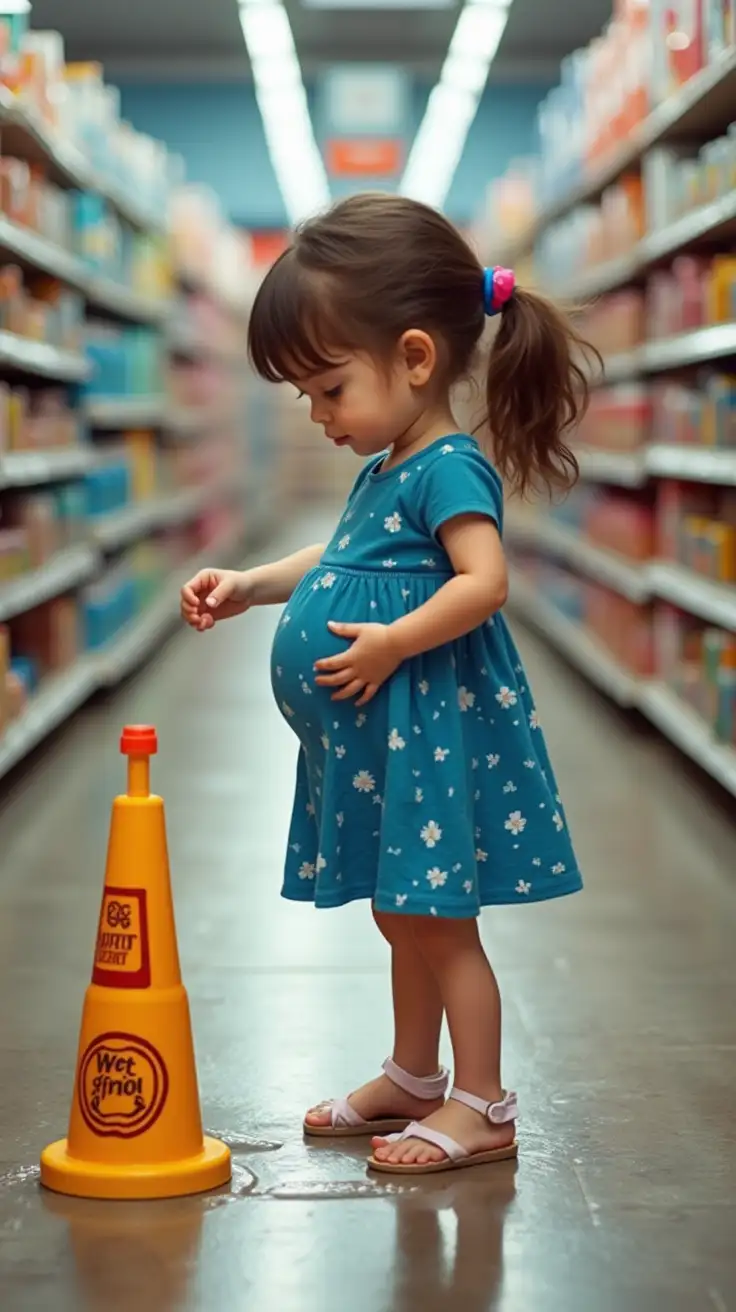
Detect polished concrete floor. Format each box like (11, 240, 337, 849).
(1, 514, 736, 1312)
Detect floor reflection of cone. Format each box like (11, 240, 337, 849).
(40, 726, 231, 1200)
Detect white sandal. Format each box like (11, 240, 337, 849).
(303, 1058, 449, 1138)
(367, 1086, 518, 1173)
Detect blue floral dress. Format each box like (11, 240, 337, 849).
(271, 435, 582, 918)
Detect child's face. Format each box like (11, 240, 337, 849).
(293, 347, 427, 458)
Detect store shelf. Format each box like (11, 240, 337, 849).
(648, 563, 736, 631)
(84, 397, 167, 430)
(646, 444, 736, 484)
(639, 682, 736, 797)
(508, 569, 639, 706)
(0, 545, 99, 623)
(499, 48, 736, 262)
(86, 277, 172, 325)
(0, 447, 97, 490)
(0, 523, 247, 781)
(0, 330, 89, 382)
(0, 89, 164, 234)
(643, 323, 736, 372)
(505, 514, 650, 603)
(577, 448, 648, 487)
(0, 215, 87, 289)
(0, 657, 97, 781)
(91, 487, 205, 552)
(96, 523, 243, 686)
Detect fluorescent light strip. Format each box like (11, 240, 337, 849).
(401, 0, 512, 209)
(239, 0, 331, 226)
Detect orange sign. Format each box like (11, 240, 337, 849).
(326, 138, 403, 177)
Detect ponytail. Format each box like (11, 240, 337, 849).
(484, 286, 602, 498)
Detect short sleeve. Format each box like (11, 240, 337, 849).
(414, 448, 503, 540)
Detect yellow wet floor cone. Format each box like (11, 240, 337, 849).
(40, 725, 231, 1200)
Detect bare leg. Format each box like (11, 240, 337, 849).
(305, 910, 445, 1127)
(372, 918, 515, 1165)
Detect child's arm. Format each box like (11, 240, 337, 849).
(181, 542, 325, 631)
(315, 516, 506, 702)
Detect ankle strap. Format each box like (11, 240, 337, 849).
(450, 1087, 518, 1123)
(382, 1058, 449, 1101)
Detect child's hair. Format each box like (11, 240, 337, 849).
(248, 193, 600, 496)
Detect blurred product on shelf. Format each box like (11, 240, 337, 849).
(656, 604, 736, 743)
(0, 384, 82, 451)
(83, 322, 164, 399)
(580, 385, 651, 451)
(0, 263, 83, 349)
(657, 479, 736, 579)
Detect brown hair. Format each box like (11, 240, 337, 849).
(248, 193, 600, 496)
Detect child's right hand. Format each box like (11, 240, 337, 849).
(180, 568, 253, 632)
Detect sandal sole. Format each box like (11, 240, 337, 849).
(303, 1118, 412, 1139)
(367, 1141, 518, 1174)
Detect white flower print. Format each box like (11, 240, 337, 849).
(529, 709, 541, 730)
(370, 601, 378, 610)
(383, 559, 397, 569)
(430, 907, 438, 916)
(276, 665, 283, 678)
(384, 512, 402, 534)
(316, 854, 327, 872)
(552, 863, 566, 875)
(434, 747, 450, 763)
(388, 847, 403, 857)
(301, 630, 308, 642)
(472, 758, 479, 771)
(432, 711, 440, 722)
(355, 713, 367, 728)
(298, 862, 316, 881)
(505, 811, 527, 836)
(441, 443, 455, 454)
(463, 880, 474, 895)
(338, 534, 351, 551)
(523, 759, 536, 770)
(426, 867, 448, 890)
(320, 572, 337, 589)
(399, 471, 411, 483)
(475, 848, 488, 863)
(321, 734, 330, 751)
(401, 588, 411, 601)
(396, 894, 408, 908)
(388, 728, 406, 751)
(419, 680, 430, 696)
(290, 843, 301, 854)
(415, 788, 424, 803)
(448, 786, 455, 798)
(532, 857, 542, 867)
(496, 687, 518, 710)
(335, 744, 346, 759)
(301, 680, 313, 696)
(552, 810, 565, 832)
(458, 686, 476, 712)
(420, 820, 443, 849)
(503, 781, 517, 794)
(281, 612, 291, 627)
(422, 558, 437, 569)
(516, 880, 532, 896)
(306, 801, 316, 817)
(282, 703, 296, 718)
(336, 812, 344, 828)
(353, 770, 376, 793)
(452, 863, 462, 873)
(487, 753, 500, 769)
(413, 725, 422, 736)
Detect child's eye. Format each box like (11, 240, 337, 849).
(324, 385, 342, 400)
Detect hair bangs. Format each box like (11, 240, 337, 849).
(248, 253, 352, 384)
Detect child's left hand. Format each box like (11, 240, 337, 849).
(314, 622, 402, 705)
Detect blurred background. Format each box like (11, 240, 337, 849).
(1, 2, 736, 1309)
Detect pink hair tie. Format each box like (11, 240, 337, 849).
(483, 266, 516, 317)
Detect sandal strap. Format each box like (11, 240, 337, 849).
(382, 1058, 449, 1101)
(328, 1097, 366, 1129)
(388, 1121, 467, 1162)
(450, 1088, 518, 1123)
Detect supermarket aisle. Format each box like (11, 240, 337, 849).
(1, 514, 736, 1312)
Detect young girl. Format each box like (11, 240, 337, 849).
(181, 194, 596, 1177)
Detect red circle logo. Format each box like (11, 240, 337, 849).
(77, 1032, 169, 1139)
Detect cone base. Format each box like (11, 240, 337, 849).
(39, 1136, 232, 1201)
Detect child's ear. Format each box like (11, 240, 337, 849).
(398, 329, 437, 387)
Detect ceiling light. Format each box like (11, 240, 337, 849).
(400, 0, 513, 209)
(237, 0, 330, 226)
